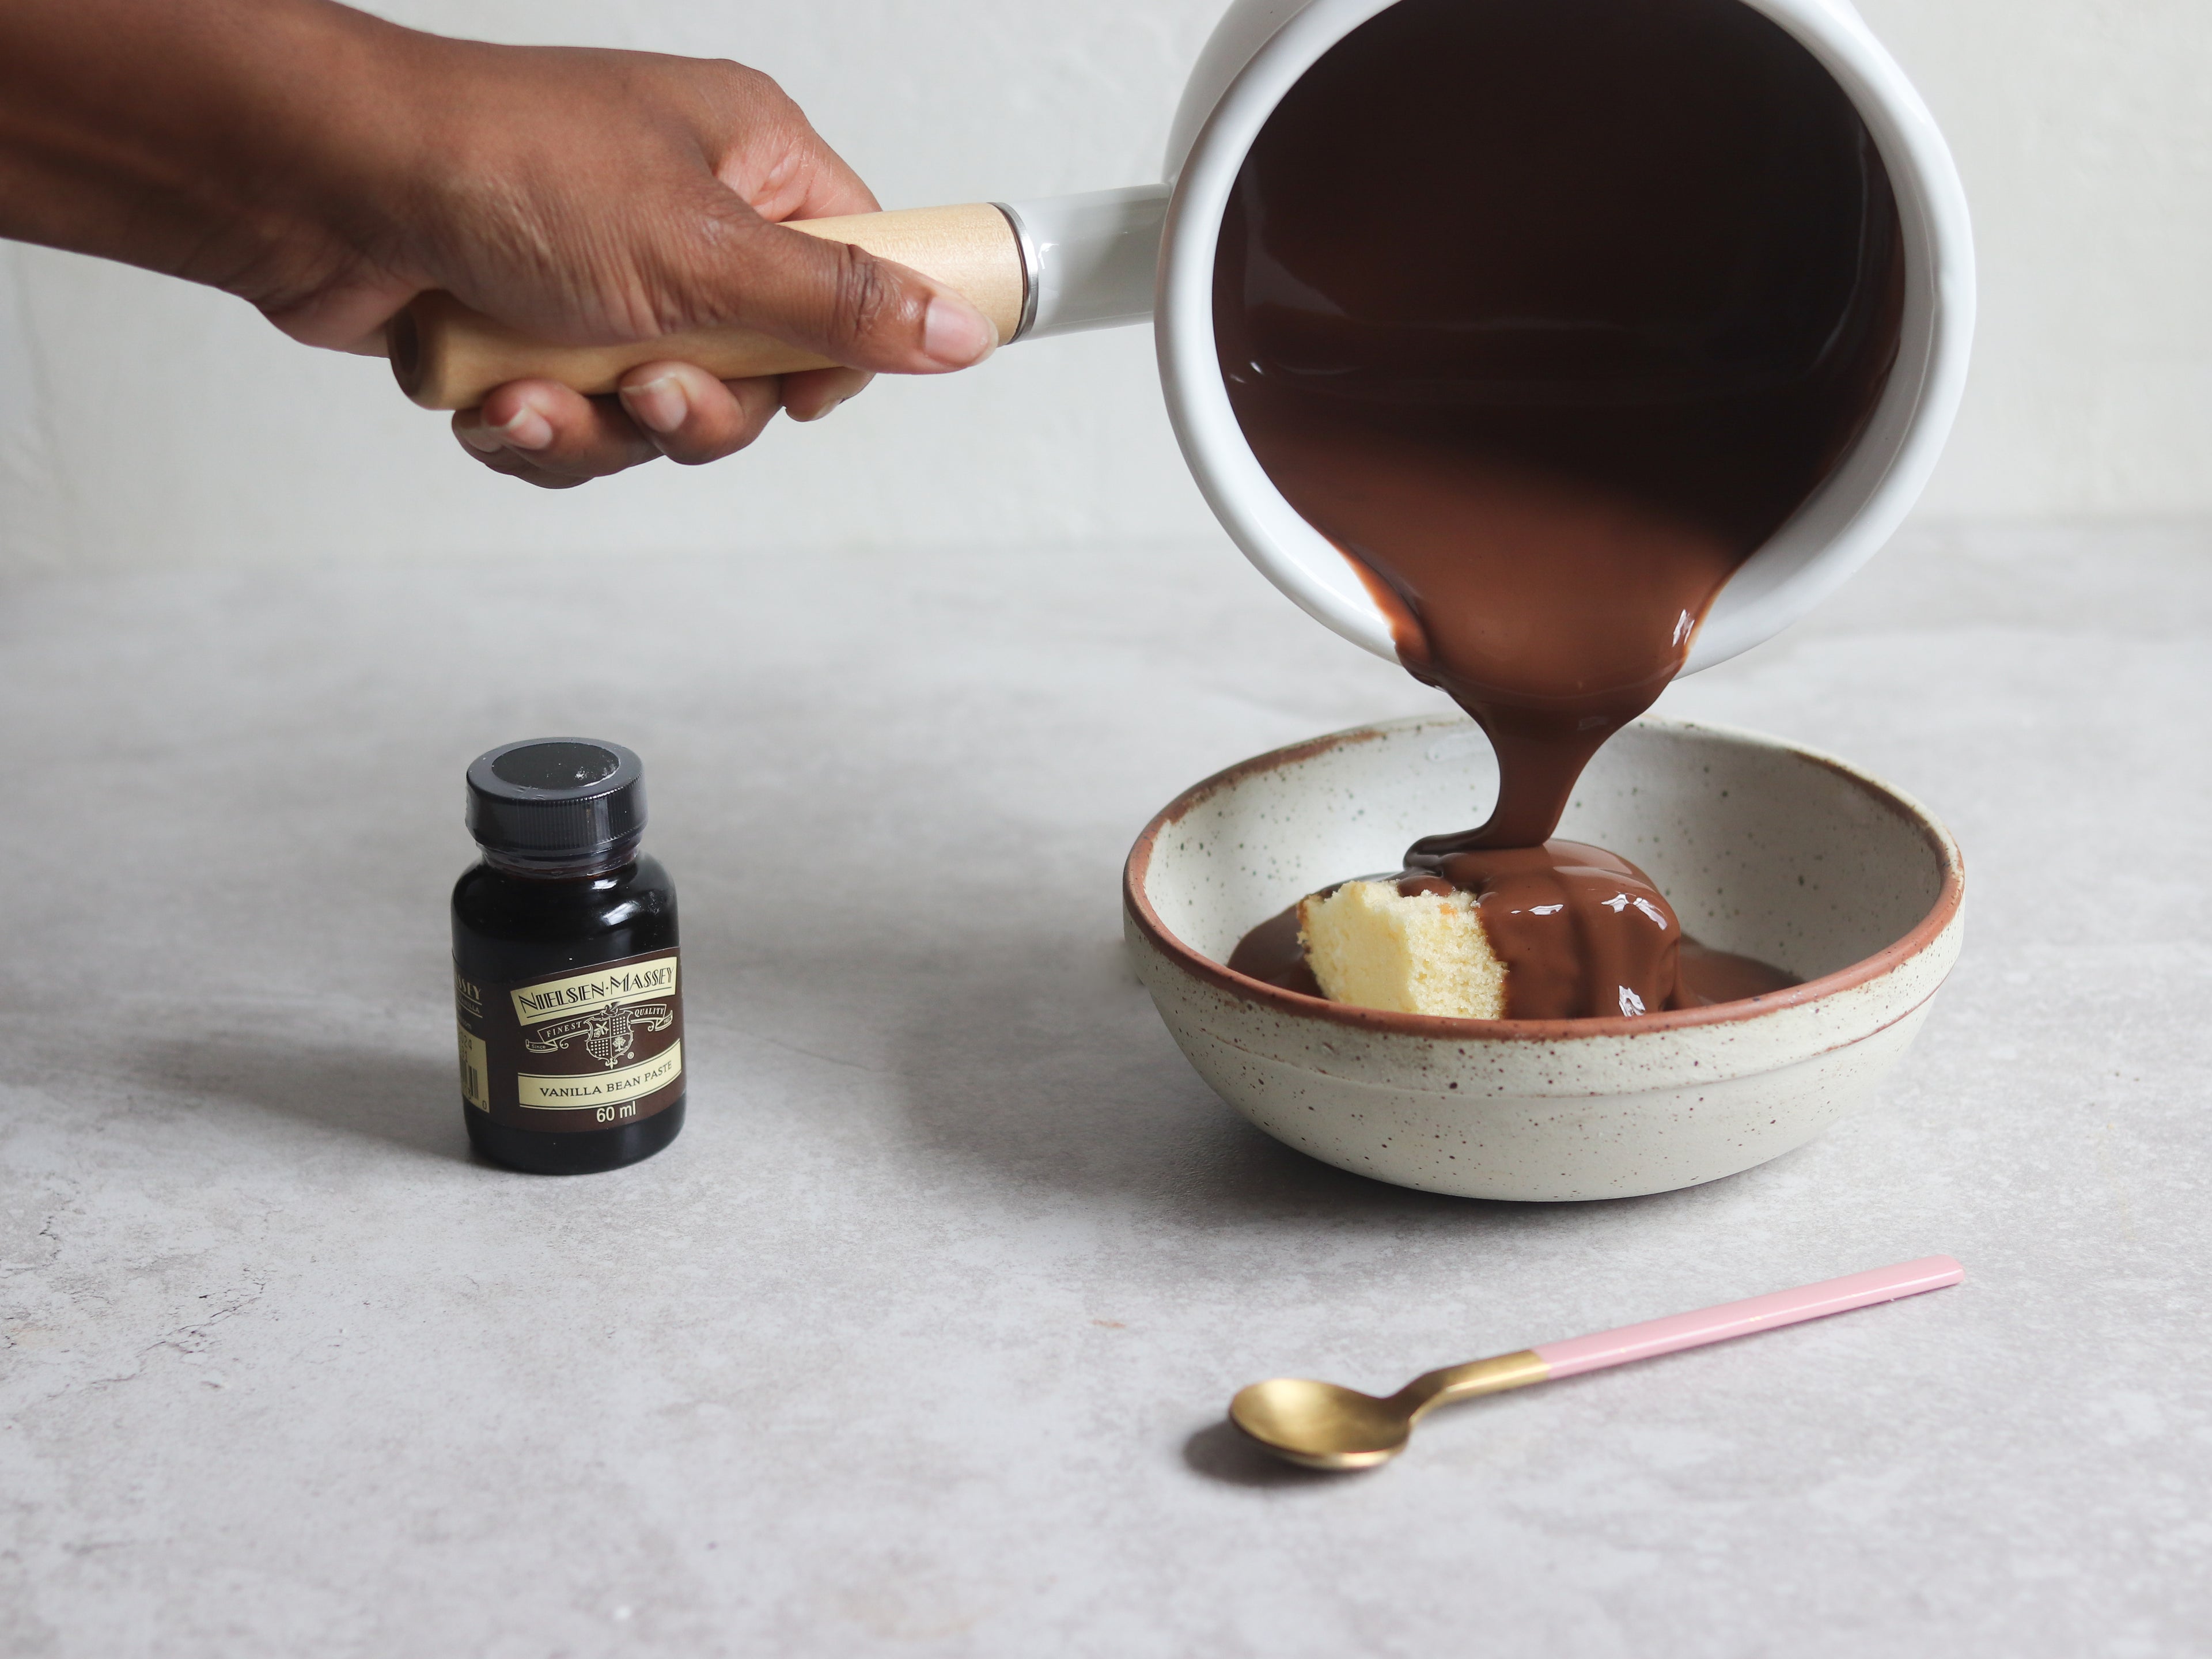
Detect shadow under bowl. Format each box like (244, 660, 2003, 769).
(1123, 715, 1963, 1202)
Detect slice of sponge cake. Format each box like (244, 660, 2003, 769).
(1297, 880, 1508, 1020)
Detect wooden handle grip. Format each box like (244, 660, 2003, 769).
(388, 202, 1027, 411)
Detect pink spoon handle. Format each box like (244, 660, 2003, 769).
(1531, 1256, 1964, 1380)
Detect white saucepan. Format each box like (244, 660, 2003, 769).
(390, 0, 1974, 677)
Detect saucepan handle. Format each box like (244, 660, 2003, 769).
(386, 185, 1171, 411)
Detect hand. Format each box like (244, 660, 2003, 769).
(391, 40, 999, 488)
(0, 0, 999, 489)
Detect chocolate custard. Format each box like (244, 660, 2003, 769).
(1219, 0, 1898, 1017)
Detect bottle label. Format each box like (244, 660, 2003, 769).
(454, 949, 684, 1131)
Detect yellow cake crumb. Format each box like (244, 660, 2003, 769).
(1297, 880, 1508, 1019)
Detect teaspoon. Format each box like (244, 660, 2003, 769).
(1230, 1256, 1964, 1471)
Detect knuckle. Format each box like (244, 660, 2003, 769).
(827, 247, 900, 351)
(698, 58, 789, 117)
(665, 414, 768, 468)
(667, 441, 738, 469)
(485, 450, 589, 490)
(473, 448, 535, 480)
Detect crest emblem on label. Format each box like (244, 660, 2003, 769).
(523, 1000, 676, 1068)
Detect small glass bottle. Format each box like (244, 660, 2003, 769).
(451, 738, 685, 1175)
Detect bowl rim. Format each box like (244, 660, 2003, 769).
(1123, 714, 1964, 1042)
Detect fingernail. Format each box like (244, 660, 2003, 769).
(922, 295, 997, 369)
(791, 396, 843, 424)
(492, 406, 553, 451)
(457, 422, 503, 454)
(620, 374, 688, 435)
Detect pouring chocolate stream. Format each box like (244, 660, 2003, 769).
(1217, 0, 1905, 1018)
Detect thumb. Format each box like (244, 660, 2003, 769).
(704, 214, 1000, 375)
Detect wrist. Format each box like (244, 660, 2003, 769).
(0, 0, 450, 340)
(175, 1, 457, 333)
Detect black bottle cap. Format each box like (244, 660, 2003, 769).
(465, 738, 646, 859)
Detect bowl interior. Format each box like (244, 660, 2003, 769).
(1143, 717, 1948, 983)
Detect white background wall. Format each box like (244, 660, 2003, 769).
(1, 0, 2206, 574)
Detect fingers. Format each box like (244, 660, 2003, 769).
(453, 381, 656, 487)
(615, 362, 785, 461)
(452, 365, 797, 486)
(781, 365, 872, 424)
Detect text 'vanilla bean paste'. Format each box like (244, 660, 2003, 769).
(1219, 0, 1903, 1018)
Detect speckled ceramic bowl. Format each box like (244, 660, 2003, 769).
(1123, 715, 1964, 1200)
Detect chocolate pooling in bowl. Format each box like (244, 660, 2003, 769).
(1215, 0, 1899, 1015)
(1225, 844, 1798, 1021)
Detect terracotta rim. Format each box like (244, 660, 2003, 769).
(1122, 716, 1965, 1043)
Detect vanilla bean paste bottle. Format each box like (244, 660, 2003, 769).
(452, 738, 684, 1174)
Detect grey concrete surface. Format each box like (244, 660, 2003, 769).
(2, 521, 2207, 1657)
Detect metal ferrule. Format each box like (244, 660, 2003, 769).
(992, 202, 1043, 343)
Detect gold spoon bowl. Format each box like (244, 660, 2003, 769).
(1231, 1352, 1548, 1471)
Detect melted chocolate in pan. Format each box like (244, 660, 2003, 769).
(1217, 0, 1897, 1017)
